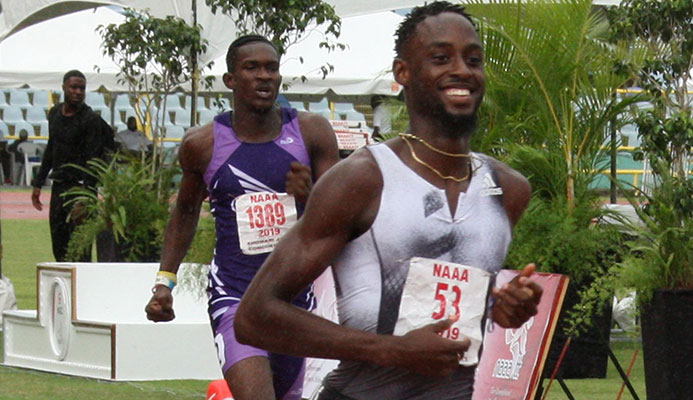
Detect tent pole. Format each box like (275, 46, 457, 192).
(190, 0, 199, 126)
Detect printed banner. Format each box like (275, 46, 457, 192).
(235, 192, 297, 255)
(472, 271, 569, 400)
(334, 130, 370, 150)
(394, 257, 492, 366)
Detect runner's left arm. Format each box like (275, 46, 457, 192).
(286, 112, 339, 204)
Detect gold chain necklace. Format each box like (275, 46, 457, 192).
(399, 133, 473, 158)
(401, 135, 472, 182)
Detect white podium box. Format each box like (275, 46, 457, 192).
(2, 262, 222, 381)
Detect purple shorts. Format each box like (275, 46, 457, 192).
(211, 303, 305, 400)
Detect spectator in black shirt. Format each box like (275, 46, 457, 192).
(31, 70, 115, 261)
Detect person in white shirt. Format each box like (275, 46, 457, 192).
(115, 116, 152, 153)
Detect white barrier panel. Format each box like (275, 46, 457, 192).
(2, 262, 222, 381)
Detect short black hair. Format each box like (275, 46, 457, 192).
(63, 69, 86, 83)
(226, 35, 278, 72)
(394, 1, 476, 57)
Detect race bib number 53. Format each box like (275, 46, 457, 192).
(393, 257, 492, 366)
(235, 192, 297, 255)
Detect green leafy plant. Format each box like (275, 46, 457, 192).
(605, 0, 693, 304)
(506, 194, 625, 335)
(613, 165, 693, 303)
(97, 8, 214, 165)
(467, 0, 644, 206)
(65, 152, 180, 262)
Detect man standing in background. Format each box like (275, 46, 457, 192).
(31, 69, 114, 261)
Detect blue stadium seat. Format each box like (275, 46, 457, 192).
(39, 121, 49, 136)
(198, 108, 216, 125)
(165, 125, 186, 140)
(0, 120, 9, 137)
(345, 110, 366, 122)
(309, 97, 329, 113)
(25, 106, 47, 127)
(173, 109, 191, 128)
(86, 92, 108, 109)
(92, 106, 112, 125)
(9, 89, 31, 110)
(182, 95, 208, 111)
(289, 101, 307, 112)
(32, 90, 52, 110)
(334, 102, 356, 115)
(2, 105, 25, 125)
(114, 94, 134, 110)
(164, 93, 184, 111)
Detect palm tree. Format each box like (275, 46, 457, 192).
(468, 0, 646, 207)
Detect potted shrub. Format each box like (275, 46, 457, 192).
(65, 151, 179, 262)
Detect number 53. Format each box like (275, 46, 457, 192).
(432, 282, 461, 320)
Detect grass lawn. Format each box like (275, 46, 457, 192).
(1, 215, 647, 399)
(2, 219, 52, 309)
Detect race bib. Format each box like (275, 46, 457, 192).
(235, 192, 298, 255)
(393, 257, 492, 366)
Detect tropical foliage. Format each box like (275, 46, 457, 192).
(467, 0, 644, 206)
(65, 153, 179, 262)
(605, 0, 693, 303)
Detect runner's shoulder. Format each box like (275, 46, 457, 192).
(178, 123, 214, 171)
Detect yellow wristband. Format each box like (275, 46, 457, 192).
(154, 270, 177, 291)
(157, 270, 178, 284)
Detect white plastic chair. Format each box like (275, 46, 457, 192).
(17, 141, 42, 186)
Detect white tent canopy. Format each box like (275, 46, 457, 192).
(0, 4, 404, 96)
(209, 10, 403, 96)
(0, 0, 426, 62)
(0, 0, 626, 95)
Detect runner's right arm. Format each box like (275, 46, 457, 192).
(145, 124, 213, 322)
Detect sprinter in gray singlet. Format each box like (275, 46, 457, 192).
(235, 3, 543, 399)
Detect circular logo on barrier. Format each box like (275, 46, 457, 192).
(48, 278, 72, 360)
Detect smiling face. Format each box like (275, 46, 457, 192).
(62, 76, 86, 108)
(223, 41, 282, 113)
(394, 12, 485, 134)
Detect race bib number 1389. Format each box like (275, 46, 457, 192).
(235, 192, 297, 255)
(394, 257, 492, 366)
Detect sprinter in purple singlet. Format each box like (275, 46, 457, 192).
(145, 35, 339, 400)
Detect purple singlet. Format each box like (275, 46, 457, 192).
(204, 108, 315, 320)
